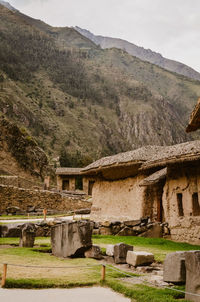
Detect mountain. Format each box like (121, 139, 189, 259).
(0, 116, 49, 180)
(75, 27, 200, 82)
(0, 3, 200, 168)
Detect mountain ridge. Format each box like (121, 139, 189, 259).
(74, 26, 200, 82)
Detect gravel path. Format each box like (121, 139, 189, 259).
(0, 287, 131, 302)
(0, 214, 89, 224)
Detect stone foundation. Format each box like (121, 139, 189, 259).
(0, 184, 91, 214)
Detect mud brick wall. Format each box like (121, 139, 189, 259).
(0, 184, 91, 213)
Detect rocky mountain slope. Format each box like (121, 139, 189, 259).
(0, 116, 49, 179)
(75, 27, 200, 82)
(0, 4, 200, 167)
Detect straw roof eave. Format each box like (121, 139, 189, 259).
(139, 167, 167, 187)
(81, 160, 145, 175)
(186, 98, 200, 133)
(140, 153, 200, 171)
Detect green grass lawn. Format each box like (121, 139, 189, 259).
(0, 235, 196, 301)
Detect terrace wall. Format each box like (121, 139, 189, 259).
(0, 184, 91, 214)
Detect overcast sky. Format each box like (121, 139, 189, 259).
(9, 0, 200, 72)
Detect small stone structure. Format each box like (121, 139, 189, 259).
(163, 251, 186, 284)
(126, 251, 154, 267)
(106, 244, 115, 256)
(56, 167, 96, 195)
(19, 223, 36, 247)
(114, 243, 133, 264)
(84, 245, 103, 259)
(185, 251, 200, 302)
(51, 220, 93, 257)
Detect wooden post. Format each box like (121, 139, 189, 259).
(43, 209, 47, 221)
(1, 263, 7, 287)
(27, 213, 30, 219)
(101, 264, 106, 281)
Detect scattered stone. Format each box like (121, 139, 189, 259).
(140, 223, 163, 238)
(19, 223, 36, 247)
(0, 223, 22, 237)
(126, 251, 154, 267)
(99, 226, 112, 235)
(185, 251, 200, 302)
(51, 220, 93, 257)
(106, 244, 115, 256)
(124, 220, 141, 227)
(92, 229, 100, 235)
(84, 245, 103, 259)
(114, 243, 133, 264)
(117, 227, 137, 236)
(163, 251, 186, 284)
(75, 208, 91, 215)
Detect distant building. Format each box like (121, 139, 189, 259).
(56, 167, 96, 195)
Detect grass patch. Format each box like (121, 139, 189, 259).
(93, 235, 200, 262)
(0, 237, 51, 246)
(105, 280, 189, 302)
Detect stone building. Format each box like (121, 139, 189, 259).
(82, 141, 200, 244)
(56, 167, 96, 195)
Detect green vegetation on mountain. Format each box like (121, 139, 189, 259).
(0, 4, 200, 167)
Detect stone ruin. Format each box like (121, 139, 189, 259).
(163, 251, 200, 302)
(51, 220, 94, 257)
(19, 223, 36, 247)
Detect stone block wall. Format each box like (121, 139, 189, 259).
(170, 217, 200, 244)
(0, 184, 91, 214)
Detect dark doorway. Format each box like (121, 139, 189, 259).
(192, 192, 200, 216)
(75, 176, 83, 190)
(88, 181, 95, 195)
(177, 193, 184, 216)
(157, 197, 163, 222)
(62, 179, 69, 190)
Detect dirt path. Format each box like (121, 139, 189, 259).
(0, 214, 89, 224)
(0, 287, 131, 302)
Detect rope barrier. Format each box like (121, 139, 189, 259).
(0, 262, 101, 269)
(1, 261, 200, 297)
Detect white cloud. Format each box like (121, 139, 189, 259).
(9, 0, 200, 72)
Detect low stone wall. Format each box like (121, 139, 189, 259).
(0, 184, 91, 214)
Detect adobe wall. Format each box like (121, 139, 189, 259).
(162, 164, 200, 244)
(0, 184, 91, 214)
(90, 175, 150, 222)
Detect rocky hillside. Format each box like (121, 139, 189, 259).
(0, 4, 200, 167)
(75, 27, 200, 82)
(0, 116, 49, 180)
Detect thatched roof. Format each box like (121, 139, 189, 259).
(141, 140, 200, 171)
(186, 98, 200, 132)
(56, 167, 82, 175)
(139, 168, 167, 186)
(82, 146, 166, 174)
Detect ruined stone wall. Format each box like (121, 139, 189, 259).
(0, 184, 91, 214)
(162, 164, 200, 244)
(0, 175, 43, 190)
(90, 175, 149, 222)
